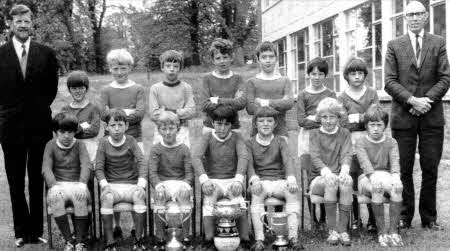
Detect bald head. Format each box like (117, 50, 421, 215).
(405, 1, 428, 34)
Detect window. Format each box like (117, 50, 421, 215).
(431, 1, 446, 37)
(289, 34, 298, 96)
(297, 29, 309, 93)
(313, 17, 340, 91)
(276, 38, 287, 76)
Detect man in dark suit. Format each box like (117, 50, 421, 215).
(384, 1, 450, 230)
(0, 4, 58, 247)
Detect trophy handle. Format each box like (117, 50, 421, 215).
(182, 210, 192, 224)
(259, 212, 271, 230)
(156, 209, 168, 225)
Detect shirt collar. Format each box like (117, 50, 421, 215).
(255, 72, 281, 80)
(255, 133, 274, 146)
(212, 70, 234, 79)
(305, 86, 327, 94)
(365, 134, 386, 144)
(319, 126, 339, 135)
(160, 140, 182, 148)
(12, 36, 30, 59)
(408, 29, 424, 41)
(108, 135, 126, 147)
(109, 80, 136, 89)
(69, 100, 89, 109)
(56, 138, 76, 149)
(212, 130, 232, 142)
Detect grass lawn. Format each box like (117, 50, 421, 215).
(1, 68, 450, 250)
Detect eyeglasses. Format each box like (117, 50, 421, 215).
(405, 12, 426, 18)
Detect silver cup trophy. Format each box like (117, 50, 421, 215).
(212, 200, 247, 251)
(260, 212, 297, 250)
(157, 201, 191, 251)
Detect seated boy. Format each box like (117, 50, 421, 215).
(148, 111, 194, 250)
(95, 109, 147, 251)
(356, 104, 403, 247)
(248, 107, 303, 251)
(192, 105, 250, 250)
(42, 112, 92, 251)
(62, 70, 101, 162)
(309, 97, 352, 246)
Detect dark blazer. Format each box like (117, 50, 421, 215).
(0, 40, 58, 143)
(384, 32, 450, 129)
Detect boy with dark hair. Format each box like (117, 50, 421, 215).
(338, 57, 379, 231)
(356, 104, 403, 247)
(62, 70, 101, 162)
(193, 105, 251, 251)
(150, 50, 195, 146)
(199, 38, 246, 134)
(149, 111, 194, 250)
(42, 112, 92, 251)
(246, 41, 295, 137)
(96, 109, 147, 251)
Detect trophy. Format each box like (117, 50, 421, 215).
(212, 200, 247, 251)
(157, 201, 191, 251)
(260, 212, 297, 250)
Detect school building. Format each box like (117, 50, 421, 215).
(261, 0, 450, 157)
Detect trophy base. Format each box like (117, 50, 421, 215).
(214, 236, 240, 251)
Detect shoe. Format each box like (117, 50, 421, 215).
(389, 233, 404, 247)
(15, 238, 25, 248)
(378, 234, 390, 247)
(326, 230, 339, 245)
(64, 241, 75, 251)
(202, 240, 216, 251)
(422, 221, 444, 231)
(133, 238, 146, 251)
(398, 219, 411, 229)
(339, 232, 351, 246)
(75, 242, 87, 251)
(289, 237, 304, 250)
(183, 237, 194, 251)
(351, 219, 362, 230)
(113, 226, 123, 239)
(237, 240, 251, 251)
(104, 243, 117, 251)
(250, 240, 265, 251)
(367, 222, 378, 233)
(153, 239, 165, 251)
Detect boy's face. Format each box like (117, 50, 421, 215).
(320, 112, 339, 132)
(107, 118, 128, 142)
(309, 67, 326, 89)
(162, 61, 180, 82)
(212, 51, 232, 74)
(69, 86, 87, 102)
(56, 130, 75, 147)
(347, 71, 365, 88)
(109, 63, 131, 84)
(258, 50, 277, 74)
(255, 116, 276, 137)
(213, 120, 232, 139)
(367, 120, 386, 141)
(158, 123, 178, 145)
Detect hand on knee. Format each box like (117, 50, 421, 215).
(250, 180, 263, 196)
(176, 187, 192, 203)
(228, 181, 243, 197)
(100, 191, 114, 208)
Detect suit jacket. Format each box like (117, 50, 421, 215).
(0, 40, 58, 143)
(384, 32, 450, 129)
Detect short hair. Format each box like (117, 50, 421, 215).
(159, 50, 184, 69)
(52, 112, 79, 133)
(156, 111, 180, 129)
(67, 70, 89, 90)
(104, 108, 128, 124)
(307, 57, 329, 76)
(254, 106, 279, 119)
(343, 57, 369, 82)
(255, 41, 278, 59)
(209, 38, 234, 58)
(106, 48, 134, 66)
(9, 4, 32, 17)
(316, 97, 346, 118)
(364, 104, 389, 127)
(210, 105, 237, 125)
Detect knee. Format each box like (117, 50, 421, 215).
(47, 187, 64, 206)
(176, 187, 192, 203)
(100, 192, 114, 207)
(133, 187, 146, 203)
(154, 188, 167, 204)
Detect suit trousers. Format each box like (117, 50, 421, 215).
(392, 124, 443, 225)
(2, 133, 51, 239)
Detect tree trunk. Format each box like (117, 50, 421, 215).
(189, 0, 201, 65)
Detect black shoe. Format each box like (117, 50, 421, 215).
(351, 219, 362, 230)
(15, 238, 25, 248)
(422, 221, 444, 231)
(399, 219, 411, 229)
(367, 222, 377, 233)
(104, 243, 117, 251)
(250, 240, 265, 251)
(183, 237, 194, 251)
(289, 237, 305, 250)
(153, 239, 166, 251)
(133, 238, 146, 251)
(113, 226, 123, 239)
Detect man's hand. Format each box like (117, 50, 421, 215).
(202, 180, 215, 196)
(75, 183, 88, 201)
(408, 96, 433, 114)
(137, 178, 147, 189)
(320, 167, 337, 187)
(306, 115, 316, 121)
(229, 181, 243, 197)
(210, 97, 219, 104)
(251, 179, 263, 195)
(287, 177, 298, 193)
(409, 108, 422, 116)
(338, 172, 352, 186)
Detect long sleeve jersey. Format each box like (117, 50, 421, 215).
(61, 102, 101, 139)
(246, 76, 295, 136)
(338, 87, 379, 132)
(199, 72, 246, 129)
(296, 88, 336, 130)
(192, 131, 248, 179)
(99, 81, 146, 141)
(246, 135, 294, 181)
(95, 135, 146, 184)
(355, 135, 400, 175)
(148, 143, 193, 187)
(309, 127, 352, 180)
(42, 139, 92, 187)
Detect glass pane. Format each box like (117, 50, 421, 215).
(357, 48, 373, 87)
(356, 3, 372, 49)
(394, 0, 403, 13)
(334, 36, 340, 71)
(278, 40, 285, 66)
(324, 57, 334, 90)
(374, 69, 383, 90)
(298, 63, 306, 91)
(393, 16, 404, 37)
(375, 23, 382, 67)
(306, 45, 310, 61)
(346, 31, 356, 56)
(291, 34, 297, 49)
(279, 66, 286, 76)
(322, 19, 334, 56)
(334, 75, 340, 92)
(314, 24, 320, 40)
(291, 80, 299, 97)
(297, 32, 305, 62)
(433, 3, 446, 37)
(292, 51, 298, 76)
(346, 9, 357, 30)
(314, 42, 321, 57)
(374, 0, 382, 20)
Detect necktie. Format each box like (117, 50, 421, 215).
(415, 34, 421, 61)
(20, 44, 27, 78)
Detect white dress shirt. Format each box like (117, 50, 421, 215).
(408, 28, 424, 60)
(12, 36, 30, 60)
